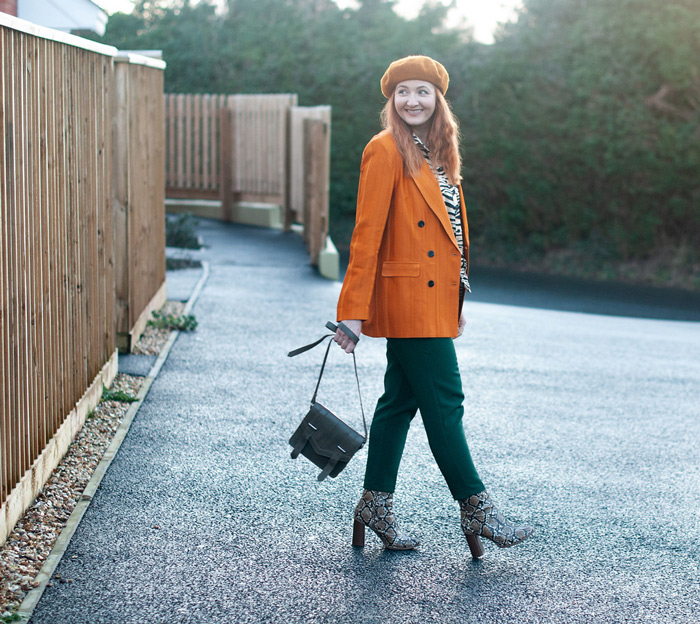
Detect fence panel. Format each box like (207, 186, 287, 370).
(165, 93, 220, 199)
(0, 16, 120, 542)
(164, 93, 297, 209)
(113, 54, 167, 352)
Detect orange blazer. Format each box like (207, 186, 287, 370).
(337, 130, 469, 338)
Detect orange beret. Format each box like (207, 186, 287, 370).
(380, 55, 449, 98)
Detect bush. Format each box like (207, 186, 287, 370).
(166, 212, 201, 250)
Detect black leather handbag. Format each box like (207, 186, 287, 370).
(288, 322, 367, 481)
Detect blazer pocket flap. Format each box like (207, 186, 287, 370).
(381, 262, 421, 277)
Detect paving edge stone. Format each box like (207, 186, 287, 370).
(15, 261, 211, 622)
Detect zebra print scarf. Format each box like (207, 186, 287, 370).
(413, 134, 471, 293)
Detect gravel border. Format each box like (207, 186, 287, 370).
(0, 374, 146, 617)
(0, 301, 186, 619)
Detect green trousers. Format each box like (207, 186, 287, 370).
(363, 338, 485, 500)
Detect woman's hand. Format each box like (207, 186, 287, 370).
(334, 320, 363, 353)
(457, 311, 467, 337)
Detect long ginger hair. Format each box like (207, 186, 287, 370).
(380, 89, 462, 184)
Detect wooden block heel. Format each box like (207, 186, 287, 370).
(352, 519, 365, 547)
(466, 533, 484, 559)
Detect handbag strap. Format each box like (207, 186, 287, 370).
(288, 322, 367, 440)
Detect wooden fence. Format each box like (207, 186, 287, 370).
(164, 94, 333, 272)
(0, 14, 166, 544)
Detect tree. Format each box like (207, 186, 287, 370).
(93, 0, 700, 284)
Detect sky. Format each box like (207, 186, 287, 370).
(93, 0, 522, 44)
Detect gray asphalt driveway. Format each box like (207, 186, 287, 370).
(30, 220, 700, 624)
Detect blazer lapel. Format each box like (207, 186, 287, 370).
(412, 161, 458, 248)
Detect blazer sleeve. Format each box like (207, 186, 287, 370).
(337, 136, 399, 321)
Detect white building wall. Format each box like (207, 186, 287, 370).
(18, 0, 107, 35)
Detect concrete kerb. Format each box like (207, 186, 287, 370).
(15, 261, 211, 622)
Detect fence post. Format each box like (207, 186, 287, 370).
(113, 60, 130, 346)
(303, 118, 330, 267)
(283, 106, 294, 231)
(219, 106, 232, 221)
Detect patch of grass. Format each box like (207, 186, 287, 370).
(147, 311, 198, 332)
(101, 386, 139, 403)
(2, 612, 23, 622)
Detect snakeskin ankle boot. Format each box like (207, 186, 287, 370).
(352, 490, 420, 551)
(460, 491, 533, 549)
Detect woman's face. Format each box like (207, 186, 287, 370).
(393, 80, 437, 135)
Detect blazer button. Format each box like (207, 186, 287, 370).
(428, 280, 435, 287)
(428, 250, 435, 257)
(418, 220, 425, 227)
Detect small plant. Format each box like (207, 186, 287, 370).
(2, 612, 23, 622)
(165, 212, 202, 249)
(102, 385, 138, 403)
(147, 311, 198, 332)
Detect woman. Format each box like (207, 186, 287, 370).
(333, 55, 533, 555)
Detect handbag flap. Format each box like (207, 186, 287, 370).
(301, 402, 364, 457)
